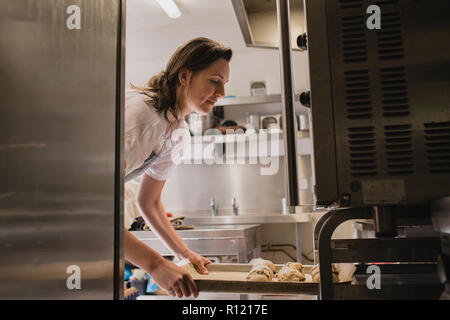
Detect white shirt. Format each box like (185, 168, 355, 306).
(125, 90, 189, 181)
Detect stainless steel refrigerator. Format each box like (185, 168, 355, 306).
(0, 0, 125, 299)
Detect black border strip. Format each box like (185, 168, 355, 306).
(114, 0, 125, 300)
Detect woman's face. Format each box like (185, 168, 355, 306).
(180, 58, 230, 116)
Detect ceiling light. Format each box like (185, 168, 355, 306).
(155, 0, 181, 19)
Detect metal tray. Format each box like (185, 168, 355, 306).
(181, 263, 352, 295)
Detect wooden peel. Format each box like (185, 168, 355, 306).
(179, 263, 319, 295)
(179, 262, 356, 295)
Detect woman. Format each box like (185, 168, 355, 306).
(124, 37, 232, 298)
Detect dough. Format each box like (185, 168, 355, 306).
(311, 264, 339, 283)
(276, 262, 305, 282)
(246, 264, 274, 282)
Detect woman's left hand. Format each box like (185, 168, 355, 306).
(185, 251, 211, 274)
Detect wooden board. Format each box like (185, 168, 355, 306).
(180, 263, 353, 295)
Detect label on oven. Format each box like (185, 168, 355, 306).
(362, 179, 406, 204)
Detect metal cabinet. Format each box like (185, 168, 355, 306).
(0, 0, 125, 299)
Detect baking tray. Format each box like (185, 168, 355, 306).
(180, 263, 355, 295)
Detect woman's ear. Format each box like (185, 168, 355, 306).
(178, 68, 192, 87)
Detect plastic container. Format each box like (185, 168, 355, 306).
(246, 112, 260, 132)
(129, 279, 148, 296)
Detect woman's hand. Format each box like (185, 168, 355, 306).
(184, 251, 211, 274)
(150, 257, 199, 298)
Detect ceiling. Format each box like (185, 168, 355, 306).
(244, 0, 303, 14)
(127, 0, 238, 32)
(126, 0, 304, 61)
(126, 0, 246, 62)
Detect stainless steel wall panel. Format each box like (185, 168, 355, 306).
(161, 162, 287, 214)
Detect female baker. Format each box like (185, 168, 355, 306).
(123, 38, 232, 298)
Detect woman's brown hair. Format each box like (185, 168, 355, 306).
(131, 37, 232, 123)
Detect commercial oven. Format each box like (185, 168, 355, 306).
(303, 0, 450, 299)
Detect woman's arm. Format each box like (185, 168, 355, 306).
(124, 229, 199, 298)
(137, 174, 210, 273)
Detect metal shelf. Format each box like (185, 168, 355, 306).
(181, 132, 313, 161)
(188, 130, 309, 143)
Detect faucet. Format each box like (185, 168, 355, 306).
(210, 197, 218, 216)
(232, 197, 238, 216)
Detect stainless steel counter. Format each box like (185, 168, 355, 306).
(183, 213, 312, 225)
(131, 224, 262, 263)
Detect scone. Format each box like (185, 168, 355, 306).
(276, 262, 305, 282)
(311, 264, 339, 283)
(285, 262, 304, 273)
(251, 258, 277, 273)
(246, 264, 274, 282)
